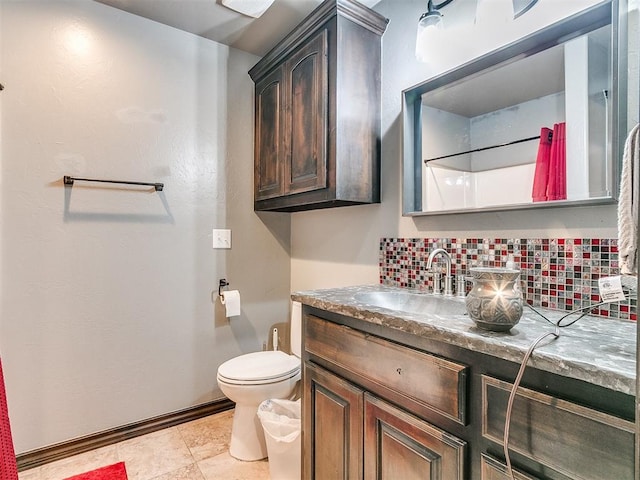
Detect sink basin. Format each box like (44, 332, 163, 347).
(354, 291, 467, 316)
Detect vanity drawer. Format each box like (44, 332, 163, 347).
(305, 315, 468, 424)
(482, 375, 635, 480)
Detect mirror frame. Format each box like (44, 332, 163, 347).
(402, 0, 628, 216)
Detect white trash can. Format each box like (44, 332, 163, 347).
(257, 398, 301, 480)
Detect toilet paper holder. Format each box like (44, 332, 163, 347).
(218, 279, 230, 297)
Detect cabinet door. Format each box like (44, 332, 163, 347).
(480, 454, 540, 480)
(482, 376, 635, 480)
(254, 67, 285, 201)
(284, 29, 328, 196)
(303, 362, 363, 480)
(364, 394, 466, 480)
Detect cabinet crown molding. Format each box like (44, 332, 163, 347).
(249, 0, 388, 81)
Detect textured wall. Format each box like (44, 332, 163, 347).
(0, 0, 291, 453)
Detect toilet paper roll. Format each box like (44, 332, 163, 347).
(220, 290, 241, 317)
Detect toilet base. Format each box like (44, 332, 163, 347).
(217, 361, 301, 462)
(229, 404, 268, 461)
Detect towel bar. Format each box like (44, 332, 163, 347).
(63, 176, 164, 191)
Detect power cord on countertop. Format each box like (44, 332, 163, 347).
(502, 294, 635, 480)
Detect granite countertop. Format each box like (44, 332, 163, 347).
(292, 284, 637, 396)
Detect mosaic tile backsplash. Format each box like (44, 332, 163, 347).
(380, 238, 637, 321)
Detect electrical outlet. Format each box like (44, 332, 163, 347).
(212, 229, 231, 249)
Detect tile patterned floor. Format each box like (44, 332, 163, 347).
(18, 410, 271, 480)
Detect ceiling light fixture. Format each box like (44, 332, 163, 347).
(221, 0, 275, 18)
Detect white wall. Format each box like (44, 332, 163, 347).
(291, 0, 624, 291)
(0, 0, 291, 454)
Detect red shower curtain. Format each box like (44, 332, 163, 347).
(531, 127, 553, 202)
(531, 123, 567, 202)
(547, 122, 567, 201)
(0, 359, 17, 480)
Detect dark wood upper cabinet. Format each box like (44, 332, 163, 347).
(249, 0, 388, 212)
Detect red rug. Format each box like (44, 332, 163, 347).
(64, 462, 127, 480)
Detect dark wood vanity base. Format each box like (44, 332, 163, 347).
(301, 305, 635, 480)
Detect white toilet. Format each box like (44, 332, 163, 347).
(217, 302, 302, 461)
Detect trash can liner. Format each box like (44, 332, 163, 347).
(258, 398, 301, 480)
(257, 399, 301, 443)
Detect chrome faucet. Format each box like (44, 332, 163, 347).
(427, 248, 454, 296)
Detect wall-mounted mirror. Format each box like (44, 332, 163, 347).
(402, 0, 635, 216)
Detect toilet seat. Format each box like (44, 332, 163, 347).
(217, 350, 300, 385)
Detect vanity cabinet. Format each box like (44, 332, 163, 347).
(300, 305, 636, 480)
(249, 0, 388, 212)
(304, 363, 467, 480)
(303, 314, 467, 479)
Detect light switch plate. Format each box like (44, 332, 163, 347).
(212, 229, 231, 249)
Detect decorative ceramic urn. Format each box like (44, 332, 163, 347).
(465, 268, 523, 332)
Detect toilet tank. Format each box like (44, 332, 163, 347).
(290, 301, 302, 358)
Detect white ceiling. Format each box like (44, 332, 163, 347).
(94, 0, 380, 57)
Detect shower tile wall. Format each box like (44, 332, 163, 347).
(380, 238, 637, 321)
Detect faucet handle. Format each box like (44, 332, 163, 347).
(456, 274, 468, 297)
(431, 272, 442, 295)
(443, 274, 454, 296)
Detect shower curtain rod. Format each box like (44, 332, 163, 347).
(63, 176, 164, 191)
(424, 131, 553, 164)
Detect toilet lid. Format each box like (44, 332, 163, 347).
(218, 351, 300, 383)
